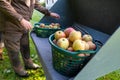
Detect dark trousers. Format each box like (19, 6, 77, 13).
(0, 32, 2, 42)
(4, 31, 30, 67)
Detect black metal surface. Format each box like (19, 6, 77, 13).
(69, 0, 120, 35)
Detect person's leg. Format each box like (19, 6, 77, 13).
(0, 32, 4, 60)
(20, 32, 40, 69)
(4, 32, 29, 77)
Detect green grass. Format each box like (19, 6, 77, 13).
(0, 10, 46, 80)
(30, 10, 44, 26)
(96, 69, 120, 80)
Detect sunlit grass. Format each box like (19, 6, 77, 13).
(96, 69, 120, 80)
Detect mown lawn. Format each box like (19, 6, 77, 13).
(96, 69, 120, 80)
(0, 10, 46, 80)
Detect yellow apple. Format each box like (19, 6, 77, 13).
(72, 39, 86, 51)
(40, 23, 45, 28)
(57, 38, 69, 49)
(82, 41, 89, 50)
(69, 31, 82, 42)
(82, 34, 93, 42)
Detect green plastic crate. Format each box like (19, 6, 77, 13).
(49, 34, 99, 77)
(34, 23, 61, 38)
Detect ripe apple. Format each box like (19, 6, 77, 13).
(72, 39, 86, 51)
(57, 38, 69, 49)
(69, 31, 82, 42)
(87, 41, 96, 50)
(51, 23, 55, 26)
(53, 39, 57, 45)
(82, 34, 93, 42)
(55, 23, 60, 27)
(53, 25, 58, 29)
(82, 41, 89, 50)
(40, 23, 45, 28)
(64, 27, 75, 37)
(78, 53, 86, 57)
(49, 24, 54, 28)
(67, 47, 74, 52)
(54, 30, 66, 40)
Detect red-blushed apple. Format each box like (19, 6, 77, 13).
(50, 23, 60, 29)
(82, 34, 93, 42)
(64, 27, 75, 37)
(67, 47, 74, 52)
(78, 41, 90, 56)
(78, 53, 86, 57)
(72, 39, 86, 51)
(82, 41, 89, 50)
(53, 39, 57, 45)
(51, 23, 55, 26)
(87, 41, 96, 50)
(49, 24, 54, 28)
(55, 23, 60, 27)
(57, 38, 69, 49)
(54, 30, 66, 40)
(69, 31, 82, 42)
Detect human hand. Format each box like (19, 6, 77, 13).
(20, 18, 33, 30)
(50, 12, 60, 19)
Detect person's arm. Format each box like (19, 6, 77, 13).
(34, 0, 60, 18)
(0, 0, 23, 22)
(0, 0, 32, 30)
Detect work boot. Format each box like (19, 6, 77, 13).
(7, 51, 29, 77)
(0, 54, 3, 60)
(19, 33, 40, 69)
(13, 65, 29, 77)
(0, 42, 4, 60)
(24, 58, 40, 70)
(0, 48, 3, 60)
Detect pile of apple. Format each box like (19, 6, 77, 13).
(53, 27, 96, 57)
(39, 23, 60, 29)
